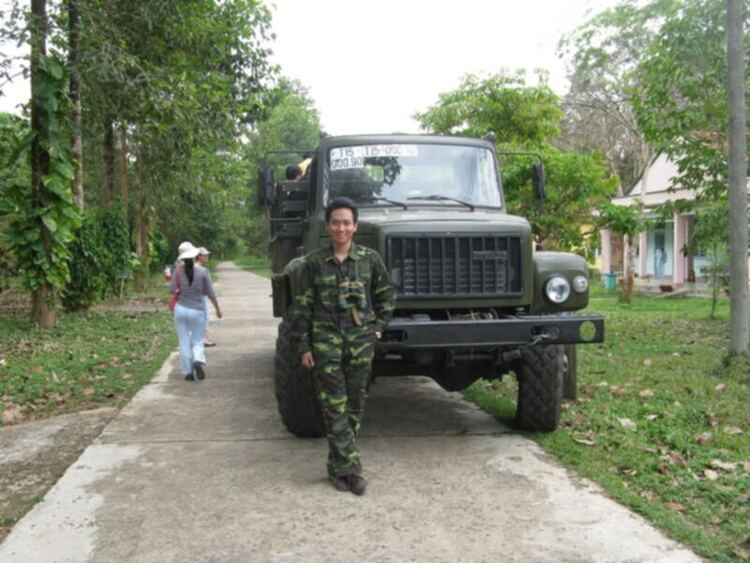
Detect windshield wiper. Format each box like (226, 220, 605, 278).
(407, 195, 475, 211)
(359, 196, 408, 210)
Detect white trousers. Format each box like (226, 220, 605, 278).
(173, 303, 206, 377)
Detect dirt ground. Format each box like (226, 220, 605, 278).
(0, 408, 118, 542)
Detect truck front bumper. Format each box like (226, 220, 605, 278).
(379, 314, 604, 351)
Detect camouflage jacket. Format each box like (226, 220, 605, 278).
(290, 243, 396, 355)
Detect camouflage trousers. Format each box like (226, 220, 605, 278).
(312, 321, 376, 477)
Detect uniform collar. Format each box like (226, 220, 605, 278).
(324, 242, 361, 263)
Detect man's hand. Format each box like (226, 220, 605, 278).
(301, 351, 315, 370)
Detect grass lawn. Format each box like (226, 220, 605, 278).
(465, 287, 750, 562)
(234, 255, 272, 278)
(0, 276, 176, 425)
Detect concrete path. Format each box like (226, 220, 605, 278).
(0, 262, 700, 563)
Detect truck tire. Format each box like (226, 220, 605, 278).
(515, 345, 563, 432)
(562, 344, 577, 401)
(274, 319, 325, 438)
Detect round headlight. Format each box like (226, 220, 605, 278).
(545, 276, 571, 304)
(573, 275, 589, 293)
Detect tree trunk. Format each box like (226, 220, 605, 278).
(30, 0, 56, 328)
(118, 125, 128, 211)
(620, 235, 635, 304)
(68, 0, 83, 213)
(134, 202, 145, 290)
(726, 0, 749, 353)
(101, 118, 115, 208)
(133, 195, 152, 290)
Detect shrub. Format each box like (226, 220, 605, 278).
(62, 215, 109, 310)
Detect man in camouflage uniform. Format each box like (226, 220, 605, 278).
(291, 197, 396, 495)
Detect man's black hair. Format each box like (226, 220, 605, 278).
(302, 151, 313, 159)
(325, 197, 358, 223)
(285, 164, 301, 180)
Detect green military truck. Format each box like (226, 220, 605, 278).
(258, 134, 604, 437)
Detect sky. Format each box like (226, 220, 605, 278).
(0, 0, 617, 133)
(269, 0, 616, 135)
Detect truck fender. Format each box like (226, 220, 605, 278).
(272, 256, 307, 318)
(531, 252, 589, 314)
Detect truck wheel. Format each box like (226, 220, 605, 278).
(562, 344, 577, 401)
(274, 319, 325, 438)
(515, 345, 563, 432)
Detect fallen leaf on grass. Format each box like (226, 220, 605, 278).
(639, 389, 655, 398)
(672, 352, 680, 357)
(643, 359, 652, 367)
(744, 461, 750, 472)
(646, 414, 660, 421)
(610, 385, 629, 396)
(662, 452, 688, 468)
(715, 383, 728, 393)
(0, 357, 6, 367)
(716, 484, 736, 492)
(573, 438, 596, 446)
(710, 459, 737, 471)
(665, 502, 686, 512)
(733, 546, 750, 560)
(618, 418, 637, 431)
(83, 387, 95, 397)
(724, 426, 744, 436)
(696, 432, 713, 445)
(2, 403, 24, 425)
(708, 413, 719, 427)
(704, 469, 719, 481)
(640, 490, 657, 501)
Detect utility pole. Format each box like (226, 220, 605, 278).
(726, 0, 749, 354)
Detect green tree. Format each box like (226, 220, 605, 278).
(557, 1, 676, 187)
(596, 202, 648, 304)
(5, 1, 81, 327)
(414, 71, 563, 144)
(415, 71, 617, 253)
(244, 80, 321, 253)
(691, 200, 730, 320)
(502, 146, 618, 257)
(631, 0, 730, 200)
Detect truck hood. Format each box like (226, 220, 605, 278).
(354, 207, 531, 235)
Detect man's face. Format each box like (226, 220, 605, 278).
(326, 207, 357, 247)
(198, 253, 209, 265)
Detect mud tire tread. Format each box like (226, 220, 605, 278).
(515, 345, 563, 432)
(274, 319, 325, 438)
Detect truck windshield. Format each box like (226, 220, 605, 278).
(326, 143, 501, 208)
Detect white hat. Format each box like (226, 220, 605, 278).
(198, 247, 211, 255)
(177, 241, 199, 261)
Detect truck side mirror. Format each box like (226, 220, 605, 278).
(532, 162, 545, 203)
(258, 164, 275, 206)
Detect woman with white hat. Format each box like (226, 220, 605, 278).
(170, 241, 223, 380)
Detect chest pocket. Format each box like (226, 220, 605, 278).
(314, 272, 340, 314)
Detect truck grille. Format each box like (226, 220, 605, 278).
(386, 234, 523, 298)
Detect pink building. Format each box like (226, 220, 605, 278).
(599, 154, 708, 285)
